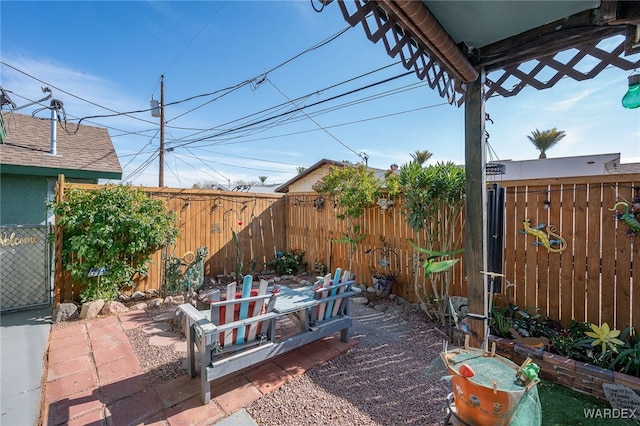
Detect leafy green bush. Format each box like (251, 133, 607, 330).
(50, 185, 179, 302)
(267, 249, 306, 276)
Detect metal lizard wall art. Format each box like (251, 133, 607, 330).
(609, 201, 640, 237)
(520, 218, 567, 253)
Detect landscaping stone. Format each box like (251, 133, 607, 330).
(141, 322, 171, 335)
(148, 331, 182, 347)
(130, 291, 145, 300)
(172, 295, 185, 304)
(53, 302, 79, 322)
(164, 296, 174, 304)
(374, 304, 388, 312)
(366, 286, 376, 293)
(79, 299, 105, 319)
(101, 301, 128, 316)
(148, 298, 163, 309)
(351, 297, 369, 305)
(130, 302, 148, 311)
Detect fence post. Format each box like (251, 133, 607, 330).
(53, 174, 65, 306)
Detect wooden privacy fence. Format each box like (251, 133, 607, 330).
(500, 175, 639, 332)
(285, 174, 639, 331)
(54, 178, 286, 303)
(54, 174, 638, 331)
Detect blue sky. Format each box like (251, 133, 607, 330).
(2, 1, 639, 188)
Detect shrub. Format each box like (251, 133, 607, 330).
(267, 249, 306, 276)
(50, 184, 179, 302)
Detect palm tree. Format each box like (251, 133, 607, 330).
(527, 128, 566, 159)
(410, 149, 433, 165)
(296, 166, 306, 174)
(258, 176, 268, 185)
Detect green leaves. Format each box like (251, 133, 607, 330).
(50, 184, 179, 302)
(313, 164, 381, 220)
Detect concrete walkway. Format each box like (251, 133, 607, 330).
(1, 306, 52, 426)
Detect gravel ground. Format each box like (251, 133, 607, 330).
(53, 293, 453, 425)
(245, 298, 452, 425)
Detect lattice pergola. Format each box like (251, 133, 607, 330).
(323, 0, 640, 105)
(319, 0, 640, 347)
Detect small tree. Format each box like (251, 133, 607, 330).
(527, 128, 566, 159)
(258, 176, 268, 185)
(50, 185, 179, 302)
(391, 161, 465, 324)
(313, 163, 381, 271)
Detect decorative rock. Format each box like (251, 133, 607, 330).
(366, 286, 376, 293)
(148, 298, 163, 309)
(281, 275, 294, 281)
(602, 383, 640, 412)
(395, 297, 406, 305)
(172, 295, 185, 305)
(272, 276, 282, 282)
(130, 291, 145, 300)
(101, 301, 128, 316)
(148, 331, 182, 347)
(79, 299, 105, 319)
(118, 294, 130, 302)
(389, 294, 396, 300)
(53, 302, 79, 322)
(153, 310, 176, 322)
(141, 322, 171, 335)
(351, 297, 369, 305)
(164, 296, 174, 304)
(374, 304, 388, 312)
(130, 302, 148, 311)
(145, 288, 159, 296)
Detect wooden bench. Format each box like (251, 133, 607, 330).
(179, 268, 357, 404)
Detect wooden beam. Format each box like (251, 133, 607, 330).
(464, 69, 488, 348)
(469, 9, 625, 71)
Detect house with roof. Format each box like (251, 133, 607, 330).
(0, 112, 122, 225)
(489, 153, 640, 181)
(0, 112, 122, 311)
(275, 158, 388, 194)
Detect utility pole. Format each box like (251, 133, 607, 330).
(159, 75, 165, 187)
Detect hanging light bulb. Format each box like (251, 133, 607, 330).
(622, 74, 640, 109)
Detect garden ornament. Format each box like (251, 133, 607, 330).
(519, 219, 567, 253)
(609, 201, 640, 236)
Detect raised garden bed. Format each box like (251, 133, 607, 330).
(488, 335, 640, 401)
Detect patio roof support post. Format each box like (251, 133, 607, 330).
(463, 68, 489, 348)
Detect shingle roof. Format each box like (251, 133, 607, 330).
(0, 112, 122, 179)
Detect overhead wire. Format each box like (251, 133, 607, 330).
(265, 77, 361, 159)
(172, 150, 292, 174)
(167, 69, 416, 150)
(190, 99, 449, 148)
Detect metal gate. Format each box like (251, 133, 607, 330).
(0, 225, 52, 312)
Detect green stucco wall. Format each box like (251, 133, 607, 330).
(0, 174, 49, 225)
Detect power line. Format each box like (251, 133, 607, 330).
(266, 77, 361, 159)
(173, 150, 293, 174)
(162, 1, 228, 76)
(167, 69, 415, 149)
